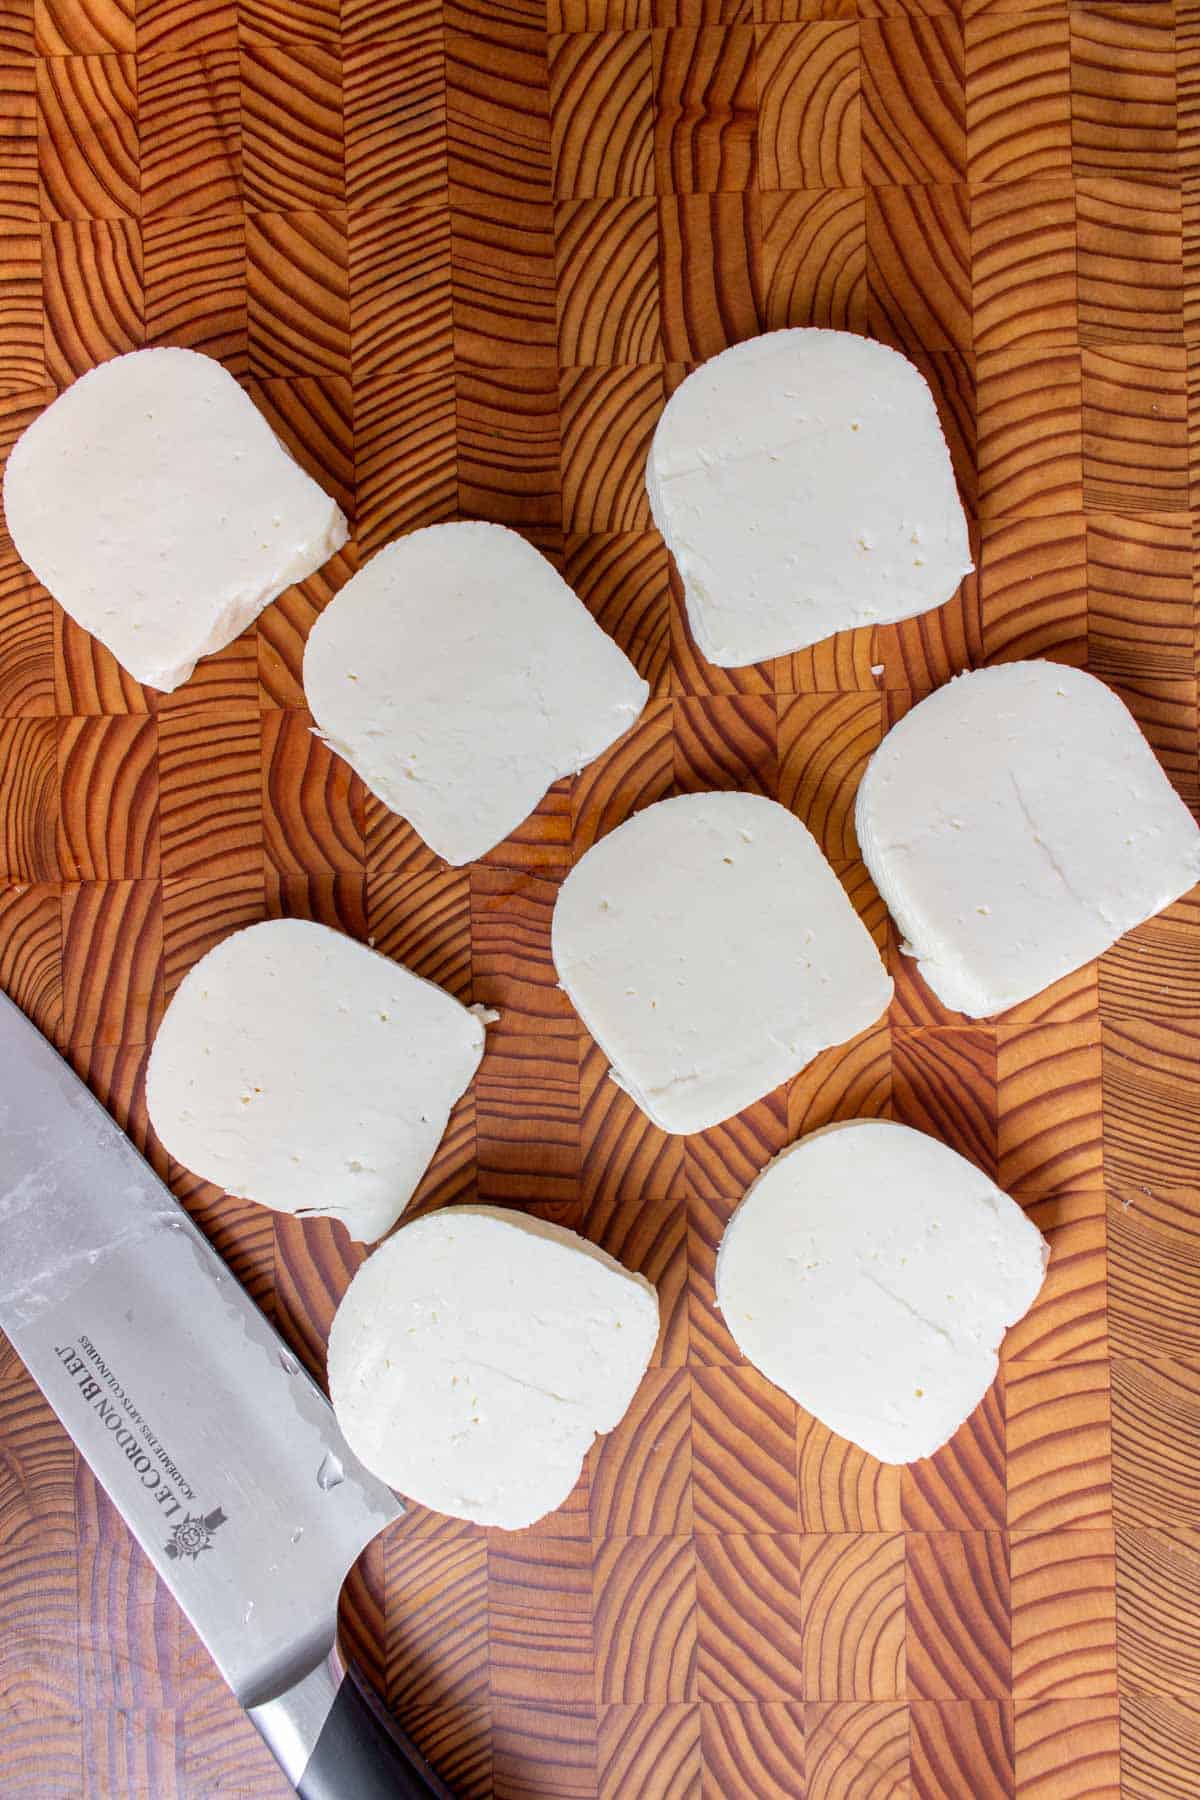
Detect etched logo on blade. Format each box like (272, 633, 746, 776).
(52, 1334, 231, 1559)
(165, 1506, 228, 1561)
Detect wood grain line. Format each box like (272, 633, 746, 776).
(695, 1534, 804, 1702)
(559, 363, 660, 531)
(143, 213, 246, 367)
(798, 1415, 902, 1536)
(757, 21, 860, 190)
(1108, 1188, 1200, 1359)
(240, 44, 344, 213)
(349, 204, 453, 378)
(273, 1213, 365, 1384)
(344, 36, 448, 213)
(1120, 1693, 1200, 1800)
(653, 25, 757, 195)
(804, 1701, 909, 1799)
(902, 1382, 1006, 1533)
(1006, 1364, 1113, 1532)
(159, 708, 261, 880)
(800, 1535, 906, 1703)
(910, 1700, 1013, 1800)
(593, 1537, 697, 1702)
(1010, 1530, 1118, 1700)
(1111, 1357, 1200, 1546)
(245, 210, 350, 379)
(260, 709, 364, 876)
(138, 49, 240, 217)
(42, 216, 142, 384)
(761, 187, 866, 335)
(36, 53, 137, 222)
(970, 179, 1077, 353)
(965, 16, 1070, 186)
(0, 716, 58, 880)
(597, 1703, 700, 1800)
(549, 29, 654, 200)
(555, 197, 660, 363)
(862, 18, 962, 187)
(1013, 1696, 1120, 1798)
(566, 538, 670, 701)
(590, 1372, 693, 1537)
(56, 715, 157, 881)
(385, 1525, 489, 1716)
(906, 1531, 1009, 1700)
(691, 1367, 799, 1534)
(1116, 1522, 1200, 1693)
(700, 1702, 804, 1800)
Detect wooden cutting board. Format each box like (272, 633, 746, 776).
(1, 0, 1198, 1793)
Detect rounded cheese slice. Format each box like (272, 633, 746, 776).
(856, 662, 1200, 1016)
(552, 792, 893, 1135)
(717, 1121, 1049, 1464)
(646, 329, 973, 668)
(327, 1207, 660, 1529)
(304, 522, 649, 866)
(3, 349, 348, 691)
(146, 919, 485, 1243)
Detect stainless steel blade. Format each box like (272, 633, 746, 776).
(0, 989, 402, 1710)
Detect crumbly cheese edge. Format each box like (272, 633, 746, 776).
(144, 919, 488, 1239)
(855, 669, 1200, 1017)
(2, 368, 351, 694)
(643, 338, 975, 670)
(303, 535, 650, 865)
(715, 1121, 1050, 1464)
(327, 1206, 661, 1526)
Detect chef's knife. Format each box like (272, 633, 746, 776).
(0, 989, 453, 1799)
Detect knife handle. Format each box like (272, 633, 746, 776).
(250, 1646, 455, 1800)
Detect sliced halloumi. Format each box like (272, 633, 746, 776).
(2, 349, 347, 691)
(716, 1121, 1048, 1464)
(551, 791, 893, 1135)
(856, 662, 1200, 1017)
(327, 1206, 660, 1529)
(646, 329, 972, 667)
(146, 919, 486, 1244)
(303, 522, 649, 866)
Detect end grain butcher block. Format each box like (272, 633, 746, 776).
(0, 4, 1197, 1798)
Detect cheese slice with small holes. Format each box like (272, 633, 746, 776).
(304, 522, 649, 866)
(3, 349, 348, 692)
(146, 919, 486, 1244)
(646, 329, 973, 667)
(552, 791, 892, 1135)
(327, 1206, 660, 1529)
(856, 662, 1200, 1017)
(716, 1121, 1049, 1464)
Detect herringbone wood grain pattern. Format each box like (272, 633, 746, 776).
(0, 0, 1197, 1794)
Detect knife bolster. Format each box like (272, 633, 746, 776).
(249, 1643, 452, 1799)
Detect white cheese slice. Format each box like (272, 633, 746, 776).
(857, 662, 1200, 1017)
(716, 1120, 1048, 1464)
(327, 1205, 660, 1529)
(2, 348, 348, 692)
(551, 791, 893, 1135)
(646, 329, 973, 667)
(303, 522, 649, 866)
(145, 919, 485, 1244)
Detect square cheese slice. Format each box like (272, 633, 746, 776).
(303, 522, 649, 865)
(145, 919, 486, 1243)
(2, 348, 348, 692)
(327, 1206, 660, 1529)
(646, 329, 973, 667)
(552, 791, 893, 1135)
(856, 662, 1200, 1016)
(716, 1121, 1049, 1464)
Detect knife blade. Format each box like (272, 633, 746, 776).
(0, 987, 453, 1799)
